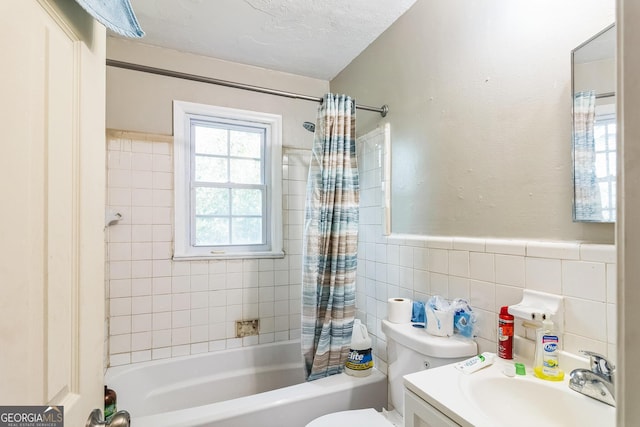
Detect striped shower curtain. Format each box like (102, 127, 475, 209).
(302, 93, 359, 381)
(573, 90, 602, 221)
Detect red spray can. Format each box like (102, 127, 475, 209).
(498, 306, 514, 359)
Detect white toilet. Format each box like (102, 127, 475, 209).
(306, 319, 477, 426)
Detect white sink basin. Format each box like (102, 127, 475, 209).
(463, 374, 614, 427)
(404, 359, 615, 427)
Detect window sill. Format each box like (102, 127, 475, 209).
(172, 250, 286, 261)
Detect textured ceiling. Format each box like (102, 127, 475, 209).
(120, 0, 417, 80)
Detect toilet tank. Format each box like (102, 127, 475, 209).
(381, 319, 477, 415)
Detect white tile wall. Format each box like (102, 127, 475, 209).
(105, 131, 308, 366)
(356, 131, 617, 373)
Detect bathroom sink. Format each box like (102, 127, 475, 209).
(462, 374, 614, 427)
(404, 359, 616, 427)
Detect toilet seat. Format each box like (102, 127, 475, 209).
(306, 408, 393, 427)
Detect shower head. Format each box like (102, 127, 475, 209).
(303, 121, 316, 133)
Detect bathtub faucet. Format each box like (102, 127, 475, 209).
(86, 408, 131, 427)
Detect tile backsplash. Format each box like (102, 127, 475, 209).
(105, 129, 616, 372)
(358, 234, 616, 373)
(105, 130, 308, 366)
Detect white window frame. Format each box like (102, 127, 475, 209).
(173, 100, 283, 259)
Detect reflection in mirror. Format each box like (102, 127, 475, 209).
(572, 24, 616, 222)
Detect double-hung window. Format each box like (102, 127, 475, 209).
(173, 101, 283, 258)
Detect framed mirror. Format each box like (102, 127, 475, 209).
(572, 24, 616, 222)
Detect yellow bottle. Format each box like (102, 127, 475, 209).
(533, 318, 564, 381)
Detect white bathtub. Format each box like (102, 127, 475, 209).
(105, 340, 387, 427)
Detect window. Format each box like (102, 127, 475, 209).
(173, 101, 283, 258)
(594, 110, 616, 222)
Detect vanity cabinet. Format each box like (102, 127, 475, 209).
(404, 389, 460, 427)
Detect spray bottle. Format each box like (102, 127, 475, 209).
(498, 306, 514, 359)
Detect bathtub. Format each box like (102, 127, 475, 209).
(105, 340, 387, 427)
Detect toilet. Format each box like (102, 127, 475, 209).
(306, 319, 477, 426)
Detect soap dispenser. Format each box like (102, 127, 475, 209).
(533, 318, 564, 381)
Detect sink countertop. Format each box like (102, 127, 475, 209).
(403, 357, 616, 427)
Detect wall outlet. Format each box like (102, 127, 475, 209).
(236, 319, 260, 338)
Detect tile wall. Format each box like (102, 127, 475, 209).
(105, 129, 616, 372)
(105, 130, 309, 366)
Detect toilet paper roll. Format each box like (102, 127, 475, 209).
(387, 298, 413, 323)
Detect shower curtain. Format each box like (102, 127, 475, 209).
(301, 93, 359, 381)
(573, 90, 602, 220)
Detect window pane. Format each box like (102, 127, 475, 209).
(599, 183, 610, 209)
(594, 133, 606, 151)
(195, 217, 229, 245)
(607, 128, 617, 151)
(195, 187, 229, 215)
(230, 130, 262, 158)
(230, 158, 261, 184)
(232, 189, 262, 215)
(595, 153, 608, 178)
(232, 217, 263, 244)
(609, 152, 617, 177)
(195, 156, 227, 183)
(194, 126, 227, 155)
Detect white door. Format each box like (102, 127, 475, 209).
(0, 1, 106, 426)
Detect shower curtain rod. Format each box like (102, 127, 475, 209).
(106, 59, 389, 117)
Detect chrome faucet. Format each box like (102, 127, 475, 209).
(569, 350, 615, 407)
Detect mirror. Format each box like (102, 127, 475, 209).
(572, 24, 616, 222)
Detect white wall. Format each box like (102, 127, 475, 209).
(574, 58, 616, 95)
(331, 0, 616, 243)
(335, 1, 618, 410)
(107, 37, 328, 142)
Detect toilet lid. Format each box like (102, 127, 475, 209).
(306, 408, 393, 427)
